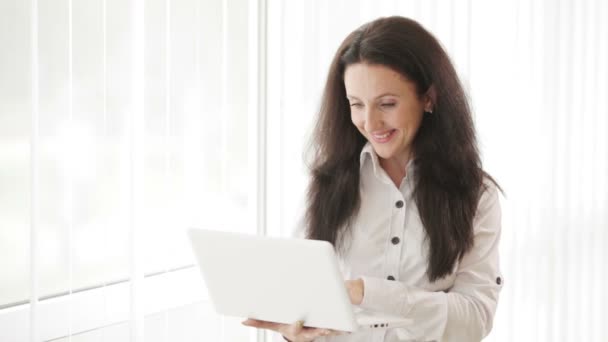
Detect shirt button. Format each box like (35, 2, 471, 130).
(496, 277, 502, 285)
(395, 200, 404, 208)
(387, 275, 395, 281)
(391, 237, 400, 245)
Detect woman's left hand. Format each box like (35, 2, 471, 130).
(344, 279, 364, 305)
(242, 318, 346, 341)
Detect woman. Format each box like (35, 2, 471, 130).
(243, 16, 503, 342)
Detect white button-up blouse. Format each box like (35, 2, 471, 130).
(281, 142, 504, 342)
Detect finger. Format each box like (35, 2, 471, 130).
(303, 328, 348, 338)
(329, 329, 351, 336)
(299, 327, 331, 340)
(241, 318, 282, 331)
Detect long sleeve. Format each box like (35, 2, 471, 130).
(358, 184, 504, 341)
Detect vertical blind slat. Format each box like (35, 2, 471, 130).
(162, 0, 172, 340)
(30, 0, 40, 340)
(220, 0, 229, 197)
(67, 0, 74, 339)
(129, 0, 145, 341)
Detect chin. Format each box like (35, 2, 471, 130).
(371, 144, 397, 160)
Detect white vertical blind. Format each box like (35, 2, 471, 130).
(247, 1, 268, 341)
(67, 0, 74, 337)
(1, 0, 253, 341)
(2, 0, 606, 341)
(30, 0, 40, 340)
(129, 0, 145, 339)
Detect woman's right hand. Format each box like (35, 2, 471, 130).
(242, 318, 343, 341)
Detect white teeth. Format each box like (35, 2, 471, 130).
(374, 131, 391, 139)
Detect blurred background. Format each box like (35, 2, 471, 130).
(0, 0, 606, 341)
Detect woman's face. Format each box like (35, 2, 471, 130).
(344, 62, 432, 166)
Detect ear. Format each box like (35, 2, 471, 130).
(423, 85, 437, 112)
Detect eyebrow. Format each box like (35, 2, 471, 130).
(346, 92, 400, 101)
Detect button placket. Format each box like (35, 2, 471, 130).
(387, 195, 405, 282)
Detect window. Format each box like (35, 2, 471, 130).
(1, 0, 256, 340)
(2, 0, 607, 341)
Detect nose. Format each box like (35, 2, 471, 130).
(363, 107, 383, 132)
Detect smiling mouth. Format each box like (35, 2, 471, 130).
(371, 129, 396, 143)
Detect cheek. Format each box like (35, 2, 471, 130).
(409, 111, 424, 130)
(395, 107, 423, 132)
(350, 112, 366, 132)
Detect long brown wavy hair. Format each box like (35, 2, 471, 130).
(305, 16, 500, 282)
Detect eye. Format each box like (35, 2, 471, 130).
(350, 103, 363, 108)
(381, 102, 396, 108)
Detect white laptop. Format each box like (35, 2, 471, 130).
(187, 228, 412, 332)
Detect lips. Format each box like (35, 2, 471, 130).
(371, 129, 396, 143)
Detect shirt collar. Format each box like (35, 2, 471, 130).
(359, 142, 416, 184)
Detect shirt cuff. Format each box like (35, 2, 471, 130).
(359, 276, 412, 316)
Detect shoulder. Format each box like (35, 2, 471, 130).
(479, 177, 500, 206)
(474, 177, 502, 229)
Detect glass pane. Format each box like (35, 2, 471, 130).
(142, 0, 251, 274)
(266, 0, 320, 237)
(35, 0, 69, 299)
(36, 0, 133, 301)
(0, 0, 252, 315)
(0, 0, 32, 307)
(70, 0, 128, 293)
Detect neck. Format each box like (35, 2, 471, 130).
(379, 152, 411, 187)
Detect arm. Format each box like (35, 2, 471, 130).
(358, 184, 504, 341)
